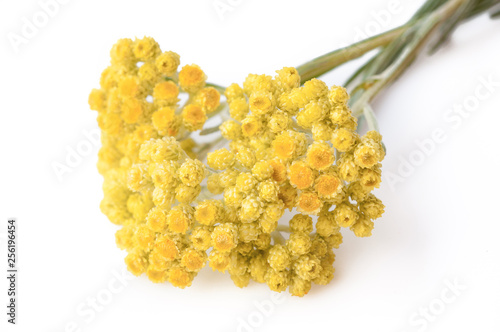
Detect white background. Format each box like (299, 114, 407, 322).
(1, 0, 500, 331)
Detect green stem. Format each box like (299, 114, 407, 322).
(199, 125, 221, 136)
(362, 104, 380, 132)
(296, 25, 409, 84)
(350, 0, 468, 117)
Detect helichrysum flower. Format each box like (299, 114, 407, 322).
(207, 173, 224, 195)
(265, 269, 289, 293)
(207, 149, 234, 170)
(287, 232, 312, 257)
(196, 87, 221, 113)
(273, 130, 307, 160)
(359, 166, 382, 189)
(354, 136, 384, 168)
(175, 184, 201, 204)
(288, 277, 310, 297)
(209, 250, 231, 272)
(121, 98, 144, 124)
(231, 273, 251, 288)
(228, 252, 249, 276)
(146, 266, 169, 284)
(239, 194, 264, 223)
(115, 226, 134, 250)
(220, 120, 242, 141)
(251, 160, 273, 181)
(179, 64, 206, 93)
(223, 186, 245, 207)
(328, 85, 349, 104)
(110, 38, 135, 66)
(333, 202, 359, 228)
(306, 141, 334, 171)
(127, 164, 150, 192)
(274, 67, 300, 91)
(289, 214, 313, 233)
(133, 37, 160, 61)
(225, 83, 244, 102)
(315, 169, 343, 200)
(297, 100, 328, 128)
(311, 120, 333, 141)
(134, 223, 156, 250)
(331, 128, 358, 152)
(269, 159, 288, 184)
(228, 97, 249, 121)
(234, 145, 257, 169)
(257, 180, 280, 202)
(152, 107, 176, 133)
(278, 182, 298, 210)
(190, 226, 212, 251)
(156, 51, 180, 76)
(168, 265, 195, 289)
(338, 153, 360, 182)
(268, 244, 291, 271)
(293, 254, 322, 281)
(311, 235, 328, 258)
(178, 158, 205, 187)
(313, 261, 335, 286)
(195, 200, 226, 226)
(241, 114, 264, 137)
(297, 191, 323, 215)
(350, 213, 374, 237)
(125, 250, 148, 276)
(360, 193, 385, 219)
(288, 160, 316, 190)
(166, 205, 194, 233)
(249, 252, 269, 283)
(91, 41, 385, 295)
(235, 172, 258, 193)
(146, 207, 167, 232)
(316, 212, 339, 237)
(212, 223, 238, 252)
(238, 222, 261, 243)
(249, 91, 275, 116)
(153, 81, 179, 105)
(181, 249, 207, 272)
(150, 161, 179, 189)
(268, 110, 292, 133)
(182, 104, 207, 131)
(154, 235, 179, 261)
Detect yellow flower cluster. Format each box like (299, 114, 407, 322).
(88, 37, 219, 175)
(90, 37, 385, 296)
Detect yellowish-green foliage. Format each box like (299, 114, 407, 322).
(90, 37, 385, 296)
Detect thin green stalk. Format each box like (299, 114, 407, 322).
(362, 104, 380, 132)
(350, 0, 468, 116)
(344, 54, 378, 87)
(296, 25, 408, 84)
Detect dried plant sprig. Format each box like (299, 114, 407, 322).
(89, 0, 498, 296)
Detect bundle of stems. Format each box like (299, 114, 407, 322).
(295, 0, 499, 131)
